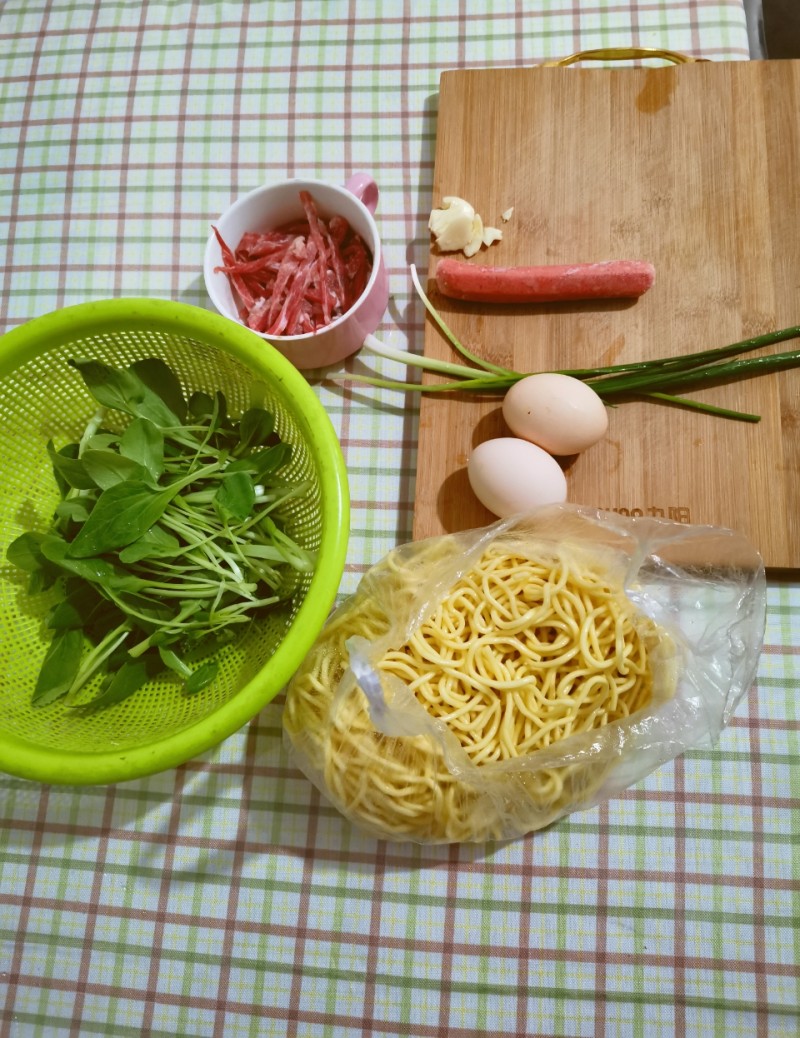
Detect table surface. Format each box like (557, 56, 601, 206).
(1, 3, 798, 1037)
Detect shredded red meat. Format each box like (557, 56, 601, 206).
(213, 191, 374, 337)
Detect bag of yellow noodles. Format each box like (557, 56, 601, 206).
(283, 504, 766, 844)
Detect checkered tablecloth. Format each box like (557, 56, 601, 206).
(2, 2, 798, 1036)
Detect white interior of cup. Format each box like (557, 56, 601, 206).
(204, 179, 382, 341)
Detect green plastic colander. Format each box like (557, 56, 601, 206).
(0, 298, 349, 785)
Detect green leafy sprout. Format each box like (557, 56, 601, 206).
(7, 357, 315, 712)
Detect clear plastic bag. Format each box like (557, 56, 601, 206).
(283, 505, 766, 844)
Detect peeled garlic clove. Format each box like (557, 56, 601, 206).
(463, 213, 485, 257)
(429, 195, 504, 256)
(429, 196, 477, 253)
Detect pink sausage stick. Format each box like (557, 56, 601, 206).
(435, 257, 655, 303)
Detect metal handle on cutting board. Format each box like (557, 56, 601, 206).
(542, 47, 708, 67)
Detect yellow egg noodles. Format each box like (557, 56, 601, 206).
(378, 545, 654, 764)
(284, 519, 677, 844)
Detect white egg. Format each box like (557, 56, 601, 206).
(467, 437, 567, 518)
(502, 372, 608, 455)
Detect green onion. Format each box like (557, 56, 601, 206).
(586, 347, 800, 395)
(408, 264, 516, 377)
(332, 266, 800, 423)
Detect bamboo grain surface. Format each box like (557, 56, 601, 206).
(413, 60, 800, 570)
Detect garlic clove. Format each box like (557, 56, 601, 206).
(463, 214, 485, 257)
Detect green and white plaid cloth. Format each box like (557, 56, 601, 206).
(3, 2, 798, 1036)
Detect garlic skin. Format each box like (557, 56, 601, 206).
(481, 223, 503, 248)
(429, 196, 502, 256)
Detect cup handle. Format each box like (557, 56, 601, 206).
(345, 171, 379, 214)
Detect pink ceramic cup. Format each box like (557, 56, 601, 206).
(203, 174, 389, 370)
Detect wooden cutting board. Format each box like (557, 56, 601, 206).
(412, 59, 800, 571)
